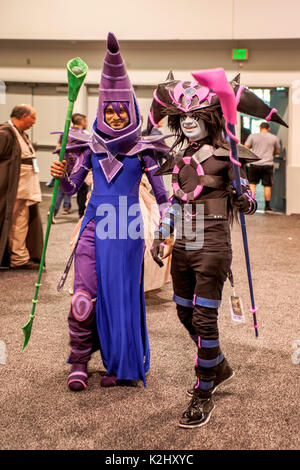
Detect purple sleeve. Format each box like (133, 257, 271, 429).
(142, 153, 169, 207)
(60, 148, 92, 196)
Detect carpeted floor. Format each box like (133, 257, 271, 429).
(0, 196, 299, 450)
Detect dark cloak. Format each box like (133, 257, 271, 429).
(0, 122, 43, 267)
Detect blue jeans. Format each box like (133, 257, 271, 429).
(54, 189, 71, 215)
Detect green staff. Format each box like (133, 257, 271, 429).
(22, 57, 88, 351)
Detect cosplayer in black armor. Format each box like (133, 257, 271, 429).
(149, 73, 288, 428)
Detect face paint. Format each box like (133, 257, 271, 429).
(180, 115, 208, 141)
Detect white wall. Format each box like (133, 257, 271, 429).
(1, 0, 300, 40)
(0, 0, 233, 40)
(286, 87, 300, 215)
(234, 0, 300, 39)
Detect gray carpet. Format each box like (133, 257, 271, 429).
(0, 197, 299, 450)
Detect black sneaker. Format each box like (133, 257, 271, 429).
(186, 359, 235, 397)
(179, 391, 215, 429)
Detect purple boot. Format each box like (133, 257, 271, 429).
(100, 374, 118, 387)
(68, 363, 88, 391)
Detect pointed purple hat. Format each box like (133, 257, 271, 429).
(96, 32, 140, 138)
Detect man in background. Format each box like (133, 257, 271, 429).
(0, 104, 43, 269)
(245, 122, 280, 213)
(51, 113, 90, 222)
(71, 113, 90, 218)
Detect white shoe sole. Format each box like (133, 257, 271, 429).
(178, 404, 215, 429)
(212, 370, 235, 394)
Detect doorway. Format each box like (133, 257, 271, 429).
(240, 87, 288, 213)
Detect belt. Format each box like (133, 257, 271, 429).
(21, 157, 34, 166)
(183, 198, 228, 220)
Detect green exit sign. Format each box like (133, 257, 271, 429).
(232, 49, 248, 60)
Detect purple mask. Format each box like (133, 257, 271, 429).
(96, 32, 140, 138)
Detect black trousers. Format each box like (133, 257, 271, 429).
(171, 245, 232, 391)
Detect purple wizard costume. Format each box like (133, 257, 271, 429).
(59, 33, 169, 388)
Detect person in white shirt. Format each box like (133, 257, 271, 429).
(245, 122, 280, 213)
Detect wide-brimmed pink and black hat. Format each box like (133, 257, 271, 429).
(147, 72, 288, 133)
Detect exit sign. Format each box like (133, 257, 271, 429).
(232, 49, 248, 60)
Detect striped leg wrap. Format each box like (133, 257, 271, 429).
(194, 338, 223, 392)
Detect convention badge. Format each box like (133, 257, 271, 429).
(229, 295, 245, 323)
(32, 158, 40, 173)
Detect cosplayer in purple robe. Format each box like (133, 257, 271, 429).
(149, 73, 288, 428)
(51, 32, 169, 391)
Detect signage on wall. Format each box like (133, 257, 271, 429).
(232, 49, 248, 60)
